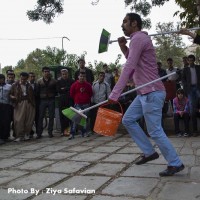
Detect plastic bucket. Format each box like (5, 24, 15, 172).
(93, 102, 123, 136)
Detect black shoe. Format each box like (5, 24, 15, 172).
(159, 164, 185, 177)
(193, 132, 199, 137)
(68, 135, 74, 140)
(36, 135, 42, 139)
(0, 139, 5, 145)
(49, 134, 54, 138)
(135, 152, 159, 165)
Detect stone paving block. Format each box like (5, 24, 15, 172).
(179, 155, 195, 166)
(93, 136, 116, 141)
(42, 161, 90, 173)
(117, 147, 142, 154)
(102, 154, 138, 163)
(0, 143, 28, 151)
(18, 143, 47, 151)
(69, 153, 108, 162)
(0, 158, 26, 169)
(37, 145, 67, 152)
(121, 164, 167, 178)
(169, 138, 185, 148)
(157, 181, 200, 200)
(44, 152, 77, 160)
(80, 141, 108, 146)
(197, 149, 200, 156)
(6, 173, 67, 190)
(102, 177, 158, 197)
(180, 147, 194, 155)
(105, 141, 130, 147)
(0, 170, 28, 184)
(64, 146, 93, 152)
(54, 175, 110, 192)
(114, 137, 132, 142)
(0, 188, 32, 200)
(90, 146, 121, 153)
(81, 163, 126, 176)
(91, 196, 143, 200)
(190, 166, 200, 180)
(33, 193, 86, 200)
(55, 139, 84, 146)
(13, 160, 55, 171)
(191, 141, 200, 148)
(0, 150, 20, 158)
(13, 152, 49, 159)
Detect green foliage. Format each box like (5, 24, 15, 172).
(153, 22, 186, 67)
(2, 66, 13, 75)
(7, 46, 122, 79)
(27, 0, 64, 24)
(174, 0, 199, 27)
(27, 0, 200, 29)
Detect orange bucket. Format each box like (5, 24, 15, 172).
(93, 102, 123, 136)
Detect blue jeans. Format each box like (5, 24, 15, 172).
(122, 91, 182, 167)
(70, 104, 90, 135)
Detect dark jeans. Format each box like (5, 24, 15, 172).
(70, 104, 90, 136)
(58, 94, 72, 133)
(174, 113, 190, 134)
(37, 98, 55, 136)
(90, 104, 98, 131)
(0, 103, 12, 140)
(188, 86, 200, 131)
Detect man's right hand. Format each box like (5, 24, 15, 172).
(118, 37, 128, 55)
(118, 37, 127, 47)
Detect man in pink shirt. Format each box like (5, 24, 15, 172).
(109, 13, 184, 176)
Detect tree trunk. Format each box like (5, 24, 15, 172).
(196, 0, 200, 24)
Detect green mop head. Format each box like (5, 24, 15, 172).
(98, 29, 111, 53)
(62, 107, 87, 127)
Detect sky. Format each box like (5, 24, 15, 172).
(0, 0, 192, 68)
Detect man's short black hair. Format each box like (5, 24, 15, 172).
(20, 72, 29, 78)
(78, 58, 85, 63)
(98, 71, 105, 76)
(126, 13, 142, 30)
(6, 69, 14, 74)
(7, 72, 15, 78)
(0, 74, 5, 79)
(167, 58, 173, 62)
(188, 54, 195, 61)
(42, 66, 50, 72)
(79, 72, 86, 76)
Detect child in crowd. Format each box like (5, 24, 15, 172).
(173, 88, 190, 137)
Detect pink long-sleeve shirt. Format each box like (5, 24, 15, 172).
(109, 31, 165, 101)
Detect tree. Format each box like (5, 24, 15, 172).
(27, 0, 64, 24)
(153, 22, 186, 67)
(174, 0, 199, 27)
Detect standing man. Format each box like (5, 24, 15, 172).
(165, 58, 181, 90)
(37, 67, 57, 139)
(108, 13, 184, 176)
(103, 64, 115, 89)
(57, 69, 74, 136)
(69, 72, 92, 139)
(91, 71, 111, 131)
(182, 54, 200, 136)
(29, 72, 40, 138)
(10, 72, 35, 142)
(0, 74, 12, 144)
(74, 58, 94, 85)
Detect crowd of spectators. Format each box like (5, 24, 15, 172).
(0, 54, 200, 145)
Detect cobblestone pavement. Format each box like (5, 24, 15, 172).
(0, 126, 200, 200)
